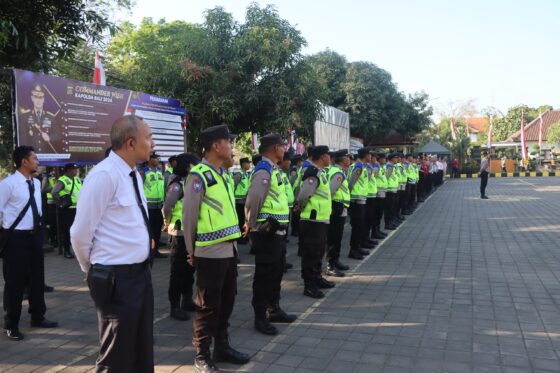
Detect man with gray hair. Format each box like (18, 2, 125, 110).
(71, 115, 156, 372)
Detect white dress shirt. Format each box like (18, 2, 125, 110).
(0, 171, 42, 230)
(71, 151, 150, 272)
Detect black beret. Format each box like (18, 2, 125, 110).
(64, 163, 78, 171)
(200, 124, 235, 144)
(260, 133, 286, 148)
(239, 157, 251, 164)
(357, 148, 369, 157)
(312, 145, 330, 158)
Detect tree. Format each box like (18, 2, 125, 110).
(493, 104, 553, 142)
(306, 50, 347, 108)
(547, 122, 560, 150)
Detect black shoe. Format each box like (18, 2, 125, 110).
(181, 298, 197, 312)
(63, 250, 74, 259)
(303, 287, 324, 299)
(481, 195, 489, 199)
(397, 215, 406, 221)
(194, 354, 218, 373)
(4, 329, 24, 341)
(402, 211, 412, 215)
(254, 319, 278, 335)
(326, 265, 345, 277)
(44, 285, 54, 293)
(153, 251, 168, 258)
(348, 250, 364, 260)
(358, 248, 370, 256)
(267, 307, 297, 323)
(170, 307, 190, 321)
(361, 242, 375, 249)
(332, 259, 349, 271)
(385, 224, 397, 230)
(372, 231, 385, 239)
(30, 319, 58, 328)
(316, 277, 335, 289)
(367, 239, 379, 245)
(213, 343, 250, 365)
(285, 262, 293, 270)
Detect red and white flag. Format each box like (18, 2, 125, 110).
(93, 51, 106, 86)
(488, 115, 493, 149)
(450, 114, 457, 140)
(520, 109, 527, 159)
(538, 111, 543, 149)
(251, 132, 259, 151)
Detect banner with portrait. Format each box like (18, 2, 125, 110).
(13, 69, 186, 165)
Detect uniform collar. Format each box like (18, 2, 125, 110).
(201, 158, 223, 175)
(261, 156, 277, 169)
(109, 151, 136, 176)
(15, 170, 32, 182)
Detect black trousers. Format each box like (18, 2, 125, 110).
(394, 191, 402, 218)
(437, 170, 444, 185)
(408, 184, 416, 208)
(59, 208, 76, 251)
(3, 230, 46, 329)
(46, 203, 57, 244)
(291, 210, 300, 236)
(480, 171, 489, 196)
(327, 202, 346, 262)
(399, 189, 408, 214)
(384, 192, 395, 225)
(193, 255, 237, 350)
(251, 232, 285, 319)
(363, 198, 377, 243)
(348, 202, 365, 250)
(148, 208, 163, 245)
(89, 262, 153, 373)
(299, 221, 328, 285)
(374, 197, 385, 228)
(235, 203, 246, 239)
(168, 236, 195, 308)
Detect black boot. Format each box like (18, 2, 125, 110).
(254, 318, 278, 335)
(348, 250, 364, 260)
(303, 283, 324, 298)
(372, 227, 385, 239)
(326, 263, 345, 277)
(267, 305, 297, 323)
(332, 259, 349, 271)
(213, 333, 250, 364)
(194, 347, 218, 373)
(181, 297, 197, 312)
(316, 277, 335, 289)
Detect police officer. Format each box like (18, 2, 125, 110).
(347, 148, 370, 259)
(19, 84, 59, 153)
(162, 153, 199, 321)
(363, 151, 378, 248)
(384, 153, 399, 230)
(244, 134, 297, 335)
(142, 151, 165, 257)
(41, 166, 59, 247)
(395, 153, 407, 222)
(326, 149, 351, 277)
(233, 157, 251, 244)
(183, 124, 249, 373)
(372, 155, 388, 239)
(164, 155, 177, 189)
(297, 145, 334, 299)
(52, 163, 81, 259)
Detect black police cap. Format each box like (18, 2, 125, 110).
(260, 133, 286, 148)
(239, 157, 250, 164)
(357, 148, 370, 157)
(388, 153, 398, 160)
(332, 149, 349, 158)
(377, 153, 386, 159)
(64, 163, 78, 171)
(200, 124, 235, 144)
(312, 145, 330, 158)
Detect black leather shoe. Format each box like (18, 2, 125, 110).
(332, 259, 349, 271)
(367, 239, 379, 245)
(402, 211, 412, 215)
(372, 231, 385, 239)
(44, 285, 54, 292)
(481, 195, 489, 199)
(63, 250, 74, 259)
(361, 242, 375, 249)
(194, 355, 218, 373)
(303, 287, 324, 299)
(316, 277, 335, 289)
(267, 307, 297, 323)
(213, 344, 250, 364)
(348, 250, 364, 260)
(255, 319, 278, 335)
(385, 224, 397, 230)
(181, 298, 197, 312)
(30, 319, 58, 328)
(4, 329, 24, 341)
(326, 265, 345, 277)
(358, 248, 370, 256)
(170, 307, 190, 321)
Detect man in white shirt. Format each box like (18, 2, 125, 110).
(0, 146, 58, 341)
(71, 115, 155, 372)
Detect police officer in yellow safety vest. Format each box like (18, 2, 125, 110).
(142, 151, 165, 258)
(296, 145, 334, 299)
(384, 153, 400, 230)
(325, 149, 351, 278)
(52, 163, 81, 259)
(41, 166, 59, 247)
(279, 151, 295, 271)
(164, 154, 177, 189)
(372, 155, 389, 240)
(182, 124, 250, 373)
(162, 153, 199, 322)
(244, 134, 297, 336)
(363, 151, 379, 249)
(347, 148, 371, 260)
(233, 157, 251, 244)
(405, 154, 418, 214)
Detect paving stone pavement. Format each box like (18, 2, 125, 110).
(1, 177, 560, 372)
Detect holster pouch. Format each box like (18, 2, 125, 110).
(87, 264, 116, 308)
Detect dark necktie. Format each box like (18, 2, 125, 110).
(26, 180, 40, 232)
(129, 171, 152, 254)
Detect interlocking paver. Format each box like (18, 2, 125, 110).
(2, 177, 560, 372)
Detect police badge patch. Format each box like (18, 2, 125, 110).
(192, 180, 202, 193)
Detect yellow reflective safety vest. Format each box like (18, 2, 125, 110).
(46, 176, 56, 204)
(301, 167, 332, 221)
(253, 161, 290, 224)
(349, 161, 368, 201)
(282, 172, 295, 208)
(143, 168, 164, 205)
(234, 171, 250, 201)
(375, 165, 387, 194)
(169, 177, 184, 235)
(327, 165, 350, 208)
(190, 164, 241, 247)
(58, 175, 82, 209)
(366, 164, 378, 198)
(386, 163, 399, 192)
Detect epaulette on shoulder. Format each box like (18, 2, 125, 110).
(302, 165, 319, 181)
(254, 160, 272, 174)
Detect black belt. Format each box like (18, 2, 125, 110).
(13, 229, 36, 235)
(92, 260, 149, 275)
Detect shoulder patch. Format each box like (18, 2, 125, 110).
(172, 184, 181, 193)
(192, 179, 203, 193)
(302, 165, 319, 181)
(254, 160, 272, 175)
(337, 175, 343, 183)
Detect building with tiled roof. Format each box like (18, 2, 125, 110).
(505, 109, 560, 159)
(463, 117, 489, 142)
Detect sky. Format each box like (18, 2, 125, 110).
(122, 0, 560, 116)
